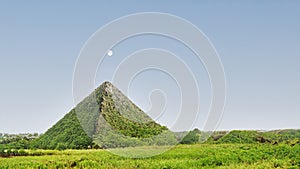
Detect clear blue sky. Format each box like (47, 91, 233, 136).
(0, 1, 299, 133)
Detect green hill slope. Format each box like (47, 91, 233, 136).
(32, 110, 92, 149)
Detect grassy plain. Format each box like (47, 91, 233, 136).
(0, 144, 299, 169)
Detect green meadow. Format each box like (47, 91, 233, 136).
(1, 144, 299, 169)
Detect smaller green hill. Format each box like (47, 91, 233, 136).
(178, 129, 300, 145)
(215, 129, 300, 144)
(214, 130, 258, 144)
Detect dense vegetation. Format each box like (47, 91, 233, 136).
(2, 128, 299, 155)
(0, 133, 38, 150)
(94, 82, 168, 138)
(0, 144, 299, 168)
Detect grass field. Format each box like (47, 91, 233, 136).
(0, 144, 299, 169)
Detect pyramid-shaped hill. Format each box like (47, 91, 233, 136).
(33, 81, 177, 149)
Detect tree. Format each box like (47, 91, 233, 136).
(180, 130, 199, 144)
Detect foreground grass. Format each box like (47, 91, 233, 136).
(0, 144, 299, 169)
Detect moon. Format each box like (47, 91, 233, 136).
(107, 50, 113, 56)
